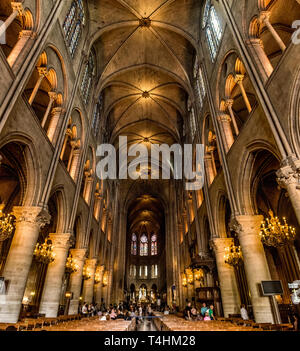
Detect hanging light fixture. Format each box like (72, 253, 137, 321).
(0, 204, 15, 245)
(34, 238, 55, 264)
(224, 244, 243, 267)
(82, 265, 92, 280)
(185, 268, 194, 285)
(260, 210, 296, 248)
(65, 254, 79, 274)
(193, 268, 205, 281)
(182, 274, 187, 287)
(102, 271, 108, 287)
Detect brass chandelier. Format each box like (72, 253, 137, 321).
(65, 254, 79, 274)
(82, 265, 92, 280)
(34, 238, 55, 264)
(0, 204, 15, 245)
(224, 244, 243, 266)
(260, 210, 296, 248)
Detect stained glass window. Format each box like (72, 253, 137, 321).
(151, 265, 158, 278)
(92, 94, 103, 138)
(151, 234, 158, 256)
(81, 51, 96, 104)
(190, 107, 197, 139)
(140, 234, 148, 256)
(63, 1, 85, 58)
(131, 233, 137, 255)
(194, 61, 206, 110)
(202, 0, 222, 61)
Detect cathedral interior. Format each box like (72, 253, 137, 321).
(0, 0, 300, 332)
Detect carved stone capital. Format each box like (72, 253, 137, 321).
(230, 215, 264, 237)
(211, 237, 234, 253)
(11, 2, 25, 15)
(218, 113, 231, 123)
(259, 11, 271, 25)
(12, 206, 51, 228)
(84, 258, 97, 269)
(70, 248, 87, 262)
(48, 233, 72, 250)
(234, 74, 245, 84)
(224, 99, 234, 109)
(276, 165, 300, 189)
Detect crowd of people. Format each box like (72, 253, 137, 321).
(184, 302, 216, 321)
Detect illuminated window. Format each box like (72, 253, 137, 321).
(202, 0, 222, 61)
(140, 233, 148, 256)
(194, 60, 206, 110)
(129, 265, 136, 277)
(131, 233, 137, 255)
(151, 265, 158, 278)
(151, 234, 158, 256)
(92, 94, 103, 138)
(81, 51, 96, 104)
(63, 0, 85, 57)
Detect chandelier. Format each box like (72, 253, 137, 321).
(260, 210, 296, 248)
(185, 268, 194, 284)
(65, 254, 79, 274)
(193, 268, 205, 281)
(34, 239, 55, 264)
(0, 204, 15, 244)
(82, 265, 92, 280)
(102, 271, 108, 287)
(182, 274, 187, 287)
(224, 244, 243, 266)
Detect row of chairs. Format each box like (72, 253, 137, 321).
(217, 317, 294, 331)
(0, 314, 81, 331)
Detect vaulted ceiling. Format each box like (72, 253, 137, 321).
(89, 0, 203, 147)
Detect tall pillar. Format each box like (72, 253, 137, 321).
(232, 215, 274, 323)
(47, 107, 64, 144)
(82, 258, 97, 304)
(248, 39, 273, 80)
(218, 114, 235, 151)
(39, 233, 72, 317)
(225, 99, 239, 136)
(41, 92, 57, 128)
(234, 74, 252, 113)
(95, 265, 105, 304)
(28, 67, 47, 105)
(277, 162, 300, 226)
(68, 249, 86, 315)
(0, 206, 50, 323)
(212, 238, 241, 317)
(259, 11, 286, 52)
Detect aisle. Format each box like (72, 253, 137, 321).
(136, 318, 158, 331)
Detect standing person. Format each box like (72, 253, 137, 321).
(200, 302, 208, 318)
(240, 304, 249, 320)
(81, 303, 88, 317)
(208, 304, 215, 320)
(157, 297, 161, 312)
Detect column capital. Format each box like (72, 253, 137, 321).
(37, 66, 48, 77)
(211, 237, 234, 253)
(48, 91, 58, 101)
(96, 265, 105, 274)
(48, 233, 72, 250)
(84, 258, 97, 269)
(11, 2, 25, 15)
(276, 157, 300, 188)
(218, 113, 231, 123)
(259, 11, 271, 24)
(12, 206, 51, 228)
(234, 74, 245, 84)
(224, 99, 234, 108)
(70, 248, 87, 262)
(229, 215, 264, 236)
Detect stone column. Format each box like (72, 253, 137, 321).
(0, 2, 24, 39)
(82, 258, 97, 304)
(0, 206, 50, 323)
(204, 153, 216, 186)
(232, 215, 274, 323)
(259, 11, 286, 52)
(225, 99, 239, 136)
(39, 233, 72, 317)
(218, 114, 235, 151)
(234, 74, 252, 113)
(212, 238, 241, 317)
(248, 39, 273, 79)
(94, 265, 105, 304)
(28, 67, 48, 105)
(47, 107, 64, 144)
(277, 162, 300, 226)
(41, 92, 57, 128)
(68, 249, 86, 315)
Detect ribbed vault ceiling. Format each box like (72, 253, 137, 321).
(90, 0, 202, 146)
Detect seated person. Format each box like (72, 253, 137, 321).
(184, 302, 192, 320)
(204, 311, 211, 321)
(191, 307, 198, 320)
(110, 308, 117, 320)
(116, 309, 125, 320)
